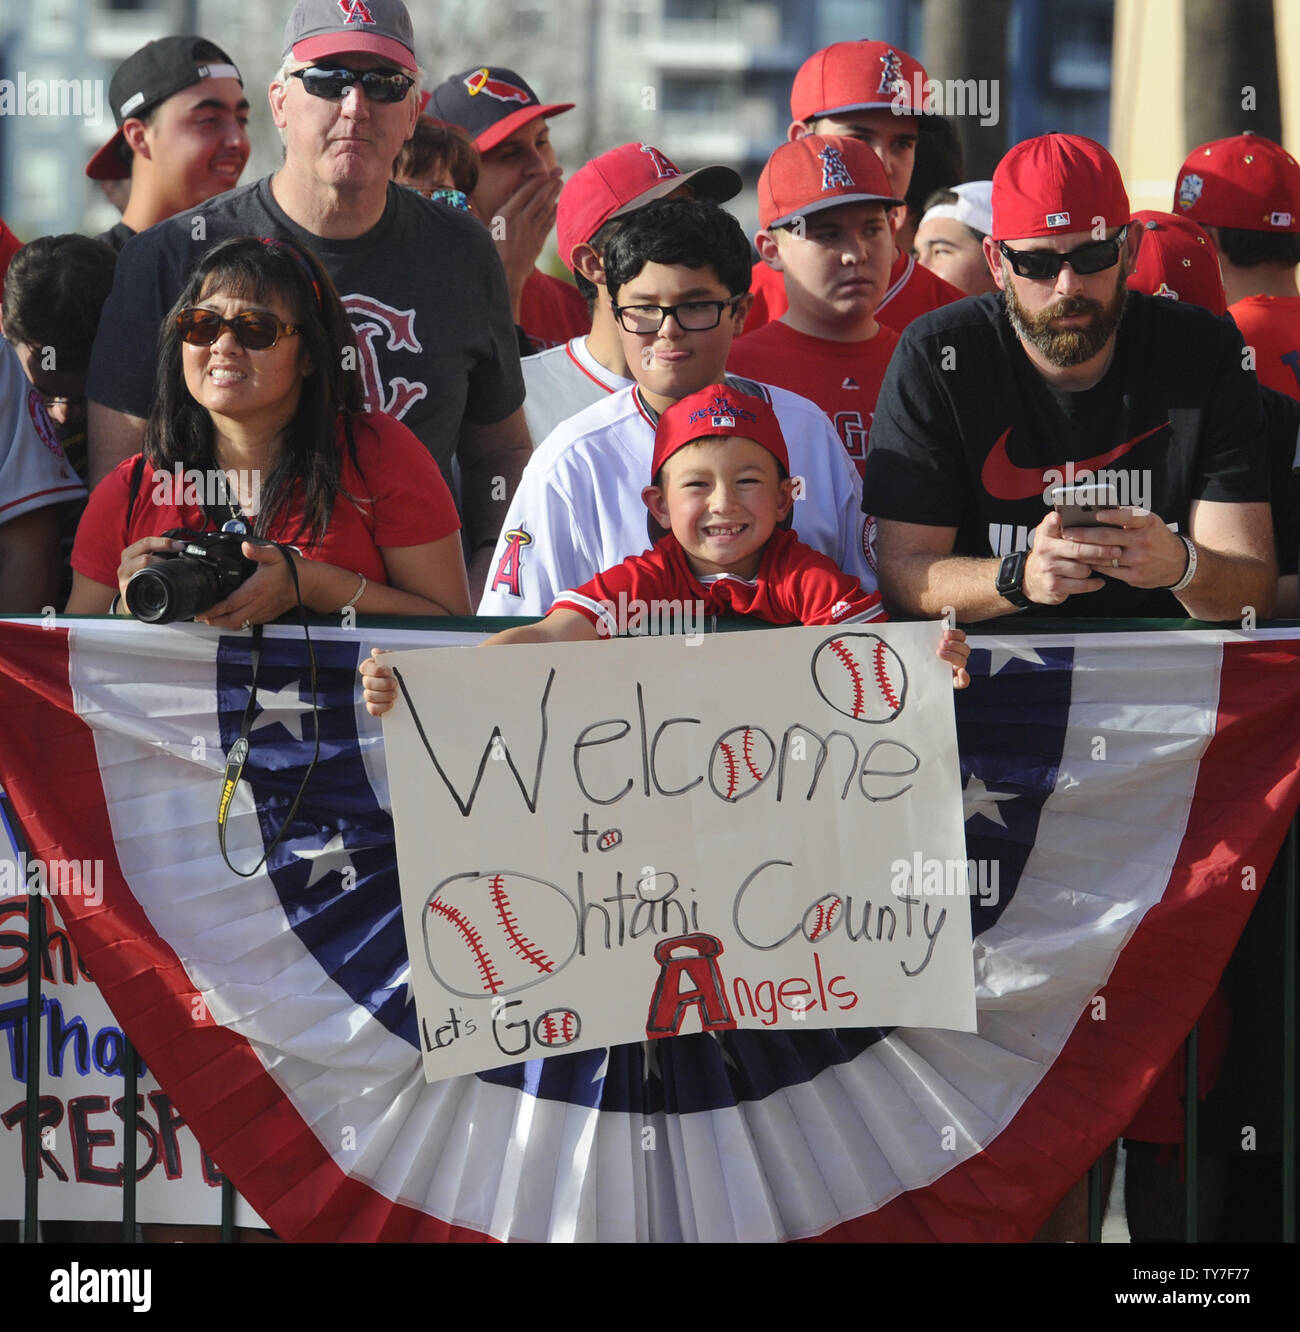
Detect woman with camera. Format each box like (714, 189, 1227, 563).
(66, 236, 471, 625)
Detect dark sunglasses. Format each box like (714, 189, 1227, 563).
(290, 65, 414, 103)
(999, 225, 1128, 279)
(176, 308, 301, 351)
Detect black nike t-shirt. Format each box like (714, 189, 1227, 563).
(862, 290, 1270, 617)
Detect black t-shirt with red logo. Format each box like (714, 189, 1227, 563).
(862, 291, 1271, 617)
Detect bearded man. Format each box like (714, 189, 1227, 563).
(862, 133, 1276, 621)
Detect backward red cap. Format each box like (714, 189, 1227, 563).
(1174, 133, 1300, 232)
(652, 388, 789, 480)
(1127, 210, 1226, 316)
(991, 133, 1129, 241)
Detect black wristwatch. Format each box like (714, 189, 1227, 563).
(996, 551, 1032, 609)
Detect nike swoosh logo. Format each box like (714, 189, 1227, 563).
(981, 422, 1170, 502)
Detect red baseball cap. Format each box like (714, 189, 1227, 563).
(758, 134, 903, 230)
(991, 133, 1129, 242)
(790, 40, 935, 125)
(652, 388, 789, 480)
(425, 66, 572, 154)
(1127, 210, 1226, 315)
(1174, 133, 1300, 232)
(555, 143, 742, 272)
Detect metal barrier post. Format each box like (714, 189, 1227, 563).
(1183, 1025, 1199, 1242)
(1283, 818, 1296, 1243)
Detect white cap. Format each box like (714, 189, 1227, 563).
(920, 180, 994, 237)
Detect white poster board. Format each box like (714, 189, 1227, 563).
(385, 624, 976, 1082)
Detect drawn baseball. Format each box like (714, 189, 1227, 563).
(708, 724, 776, 801)
(424, 871, 578, 998)
(597, 828, 623, 851)
(811, 633, 907, 723)
(802, 893, 843, 942)
(533, 1007, 582, 1048)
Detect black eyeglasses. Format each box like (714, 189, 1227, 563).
(999, 226, 1128, 279)
(176, 308, 301, 351)
(290, 65, 414, 104)
(613, 295, 745, 334)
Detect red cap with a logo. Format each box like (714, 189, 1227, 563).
(790, 40, 933, 124)
(556, 143, 742, 271)
(1127, 210, 1226, 315)
(991, 133, 1129, 242)
(652, 388, 789, 479)
(1174, 133, 1300, 232)
(758, 134, 903, 230)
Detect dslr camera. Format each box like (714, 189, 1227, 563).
(125, 528, 258, 624)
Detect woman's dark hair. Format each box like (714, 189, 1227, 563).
(602, 198, 752, 304)
(2, 234, 118, 372)
(393, 119, 480, 194)
(1214, 225, 1300, 268)
(145, 235, 365, 546)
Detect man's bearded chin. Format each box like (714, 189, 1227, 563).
(1003, 260, 1129, 367)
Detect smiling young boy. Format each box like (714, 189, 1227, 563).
(361, 386, 969, 707)
(729, 135, 904, 476)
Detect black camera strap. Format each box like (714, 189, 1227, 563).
(216, 544, 321, 879)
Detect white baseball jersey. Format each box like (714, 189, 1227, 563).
(478, 378, 875, 616)
(0, 338, 86, 526)
(521, 336, 633, 449)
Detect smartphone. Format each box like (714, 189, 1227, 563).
(1049, 481, 1121, 529)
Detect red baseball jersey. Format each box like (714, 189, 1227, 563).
(1230, 294, 1300, 401)
(520, 268, 591, 351)
(727, 320, 900, 476)
(743, 248, 963, 336)
(552, 526, 886, 633)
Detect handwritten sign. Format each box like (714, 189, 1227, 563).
(384, 624, 975, 1082)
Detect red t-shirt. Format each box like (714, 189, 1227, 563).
(0, 218, 21, 287)
(520, 269, 591, 352)
(743, 248, 963, 337)
(1230, 294, 1300, 400)
(72, 411, 460, 589)
(727, 320, 901, 477)
(552, 527, 886, 632)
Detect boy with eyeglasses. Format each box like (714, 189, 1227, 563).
(478, 197, 875, 617)
(862, 132, 1275, 622)
(86, 0, 529, 601)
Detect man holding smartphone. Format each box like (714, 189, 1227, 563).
(862, 133, 1276, 621)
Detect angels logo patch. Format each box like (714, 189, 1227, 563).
(876, 48, 906, 97)
(639, 144, 680, 180)
(819, 146, 855, 191)
(491, 528, 533, 599)
(464, 69, 531, 105)
(26, 387, 69, 464)
(338, 0, 376, 24)
(1177, 173, 1204, 210)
